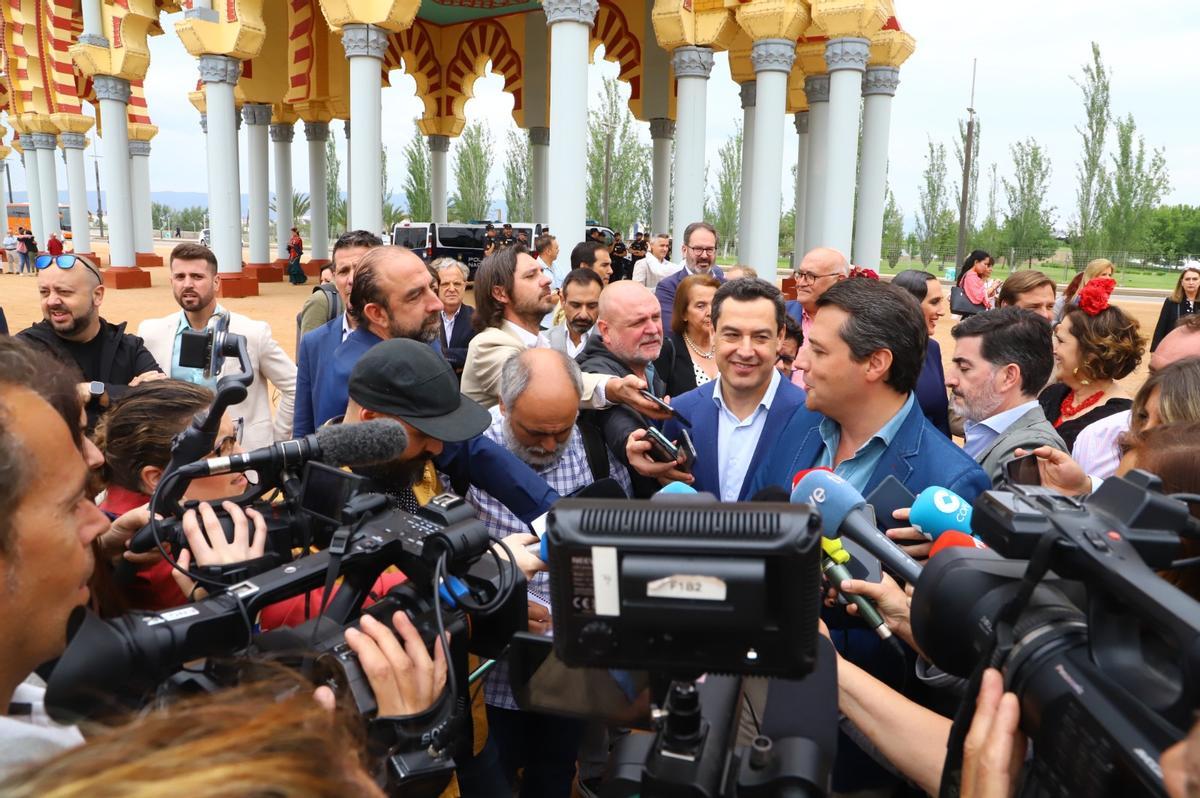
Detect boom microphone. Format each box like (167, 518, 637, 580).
(909, 486, 975, 540)
(179, 419, 410, 476)
(791, 470, 923, 584)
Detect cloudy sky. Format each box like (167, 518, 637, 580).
(9, 0, 1197, 232)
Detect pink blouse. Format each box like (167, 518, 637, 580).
(961, 269, 993, 309)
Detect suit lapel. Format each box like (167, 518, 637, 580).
(739, 384, 804, 499)
(862, 404, 920, 495)
(694, 387, 721, 495)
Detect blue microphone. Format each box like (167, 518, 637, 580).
(909, 486, 976, 540)
(791, 470, 923, 584)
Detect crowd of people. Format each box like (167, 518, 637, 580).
(0, 225, 1197, 798)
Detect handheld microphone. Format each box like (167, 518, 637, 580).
(929, 530, 988, 557)
(909, 486, 975, 540)
(791, 470, 923, 584)
(654, 481, 703, 498)
(821, 538, 890, 639)
(792, 466, 834, 491)
(178, 419, 410, 476)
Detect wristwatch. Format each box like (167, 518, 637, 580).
(88, 380, 109, 409)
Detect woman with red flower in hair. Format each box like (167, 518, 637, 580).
(1039, 276, 1145, 450)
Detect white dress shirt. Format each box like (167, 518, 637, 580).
(1072, 409, 1130, 480)
(712, 369, 782, 502)
(442, 308, 463, 344)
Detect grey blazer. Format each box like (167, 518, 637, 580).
(977, 406, 1068, 487)
(543, 323, 570, 354)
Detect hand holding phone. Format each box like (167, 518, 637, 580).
(638, 390, 692, 428)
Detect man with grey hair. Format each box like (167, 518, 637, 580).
(465, 347, 629, 797)
(631, 232, 675, 290)
(434, 258, 474, 374)
(787, 246, 851, 338)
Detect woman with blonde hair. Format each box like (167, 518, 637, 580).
(1053, 257, 1114, 323)
(1150, 266, 1200, 351)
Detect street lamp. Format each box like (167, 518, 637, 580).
(88, 135, 104, 239)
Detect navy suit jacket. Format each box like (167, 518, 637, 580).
(442, 304, 476, 372)
(655, 265, 725, 331)
(747, 397, 990, 505)
(313, 326, 383, 429)
(294, 315, 345, 437)
(663, 378, 807, 501)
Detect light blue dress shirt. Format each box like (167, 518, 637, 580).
(170, 306, 228, 388)
(817, 392, 916, 493)
(963, 399, 1041, 459)
(712, 369, 782, 502)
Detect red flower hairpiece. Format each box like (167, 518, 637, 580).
(1077, 276, 1116, 316)
(849, 266, 879, 280)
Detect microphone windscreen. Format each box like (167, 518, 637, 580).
(929, 530, 988, 558)
(790, 470, 867, 536)
(910, 486, 974, 540)
(571, 478, 628, 499)
(792, 466, 834, 491)
(657, 481, 697, 494)
(314, 419, 409, 467)
(749, 485, 790, 503)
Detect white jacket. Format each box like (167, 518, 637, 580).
(138, 310, 297, 451)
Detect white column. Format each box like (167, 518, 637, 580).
(544, 0, 597, 267)
(270, 122, 294, 261)
(305, 121, 330, 261)
(745, 39, 795, 274)
(128, 140, 154, 252)
(821, 38, 870, 258)
(343, 24, 387, 234)
(802, 75, 829, 254)
(79, 0, 107, 44)
(529, 127, 549, 223)
(343, 120, 351, 227)
(429, 135, 449, 224)
(199, 55, 243, 273)
(670, 46, 715, 263)
(650, 119, 673, 236)
(19, 135, 45, 244)
(61, 134, 92, 254)
(243, 104, 271, 264)
(737, 81, 755, 263)
(852, 67, 900, 271)
(792, 111, 808, 266)
(93, 77, 135, 268)
(32, 133, 62, 238)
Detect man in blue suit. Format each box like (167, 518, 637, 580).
(626, 278, 805, 500)
(294, 231, 382, 437)
(746, 277, 988, 795)
(654, 221, 724, 331)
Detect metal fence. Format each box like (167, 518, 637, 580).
(885, 247, 1200, 281)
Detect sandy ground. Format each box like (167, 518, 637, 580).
(0, 239, 1164, 398)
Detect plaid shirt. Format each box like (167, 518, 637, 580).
(466, 411, 630, 709)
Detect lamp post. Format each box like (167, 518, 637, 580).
(89, 151, 104, 239)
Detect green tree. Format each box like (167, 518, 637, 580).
(1144, 205, 1200, 264)
(381, 144, 392, 210)
(975, 162, 1004, 258)
(1002, 138, 1056, 263)
(175, 205, 208, 231)
(326, 137, 346, 231)
(585, 77, 651, 235)
(151, 202, 173, 231)
(503, 127, 532, 222)
(1099, 114, 1170, 260)
(402, 123, 432, 219)
(711, 122, 742, 256)
(881, 187, 905, 268)
(1071, 42, 1111, 265)
(915, 138, 951, 265)
(450, 121, 494, 222)
(269, 191, 311, 223)
(953, 118, 981, 233)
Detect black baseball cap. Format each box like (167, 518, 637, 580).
(348, 339, 490, 442)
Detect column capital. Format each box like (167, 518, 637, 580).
(739, 81, 756, 109)
(428, 134, 451, 153)
(93, 74, 132, 104)
(825, 37, 871, 73)
(794, 111, 809, 135)
(60, 132, 88, 150)
(17, 133, 36, 151)
(649, 118, 676, 140)
(751, 38, 796, 74)
(184, 6, 218, 22)
(304, 121, 330, 142)
(242, 103, 272, 126)
(199, 114, 208, 134)
(543, 0, 598, 26)
(528, 127, 550, 147)
(128, 140, 151, 157)
(270, 122, 295, 143)
(198, 54, 242, 85)
(672, 46, 715, 79)
(342, 23, 390, 59)
(862, 66, 900, 96)
(804, 75, 831, 104)
(77, 33, 109, 48)
(30, 132, 58, 150)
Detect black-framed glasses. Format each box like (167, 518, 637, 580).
(35, 254, 102, 283)
(794, 270, 840, 284)
(212, 417, 245, 457)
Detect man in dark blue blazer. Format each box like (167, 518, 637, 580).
(745, 279, 987, 795)
(294, 313, 348, 436)
(627, 279, 806, 501)
(655, 222, 724, 331)
(434, 259, 476, 374)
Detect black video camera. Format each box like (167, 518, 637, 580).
(911, 472, 1200, 797)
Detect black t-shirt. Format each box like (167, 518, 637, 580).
(57, 332, 107, 382)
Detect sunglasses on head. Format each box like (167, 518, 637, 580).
(35, 254, 103, 283)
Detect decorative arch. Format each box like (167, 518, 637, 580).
(589, 0, 642, 102)
(384, 20, 441, 123)
(442, 18, 522, 123)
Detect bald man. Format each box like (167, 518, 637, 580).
(787, 247, 851, 336)
(18, 256, 162, 430)
(577, 281, 667, 496)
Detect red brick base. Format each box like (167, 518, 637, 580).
(217, 273, 260, 298)
(101, 267, 152, 289)
(245, 263, 284, 282)
(135, 251, 165, 267)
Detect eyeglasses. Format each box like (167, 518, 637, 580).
(686, 246, 716, 255)
(794, 270, 840, 284)
(211, 417, 245, 457)
(36, 254, 103, 283)
(776, 353, 796, 366)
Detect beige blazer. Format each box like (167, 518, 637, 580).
(138, 310, 297, 451)
(460, 321, 607, 410)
